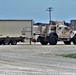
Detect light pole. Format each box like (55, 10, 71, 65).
(46, 7, 53, 24)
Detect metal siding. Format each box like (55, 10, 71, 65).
(70, 20, 76, 30)
(0, 20, 33, 38)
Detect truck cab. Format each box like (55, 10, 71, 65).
(56, 25, 75, 41)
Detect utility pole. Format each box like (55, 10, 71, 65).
(46, 7, 53, 24)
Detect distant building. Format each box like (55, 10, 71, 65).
(34, 21, 65, 26)
(34, 22, 49, 26)
(55, 21, 65, 25)
(49, 20, 65, 25)
(70, 20, 76, 30)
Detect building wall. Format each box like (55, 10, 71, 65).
(70, 20, 76, 30)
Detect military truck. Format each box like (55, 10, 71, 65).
(34, 24, 76, 45)
(0, 20, 33, 45)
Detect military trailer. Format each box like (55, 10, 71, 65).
(0, 20, 33, 45)
(33, 24, 76, 45)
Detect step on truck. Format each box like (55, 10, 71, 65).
(0, 20, 33, 45)
(33, 24, 76, 45)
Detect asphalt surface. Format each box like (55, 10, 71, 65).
(0, 43, 76, 75)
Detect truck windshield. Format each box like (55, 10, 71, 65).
(64, 27, 69, 31)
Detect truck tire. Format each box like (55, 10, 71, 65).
(40, 41, 48, 45)
(3, 40, 10, 45)
(64, 41, 71, 45)
(11, 40, 17, 45)
(49, 35, 57, 45)
(0, 41, 2, 45)
(40, 37, 48, 45)
(72, 35, 76, 45)
(37, 36, 41, 42)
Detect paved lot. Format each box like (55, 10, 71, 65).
(0, 43, 76, 75)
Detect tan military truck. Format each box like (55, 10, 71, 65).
(0, 20, 33, 45)
(35, 24, 76, 45)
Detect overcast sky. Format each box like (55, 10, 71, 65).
(0, 0, 76, 23)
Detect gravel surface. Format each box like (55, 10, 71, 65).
(0, 43, 76, 75)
